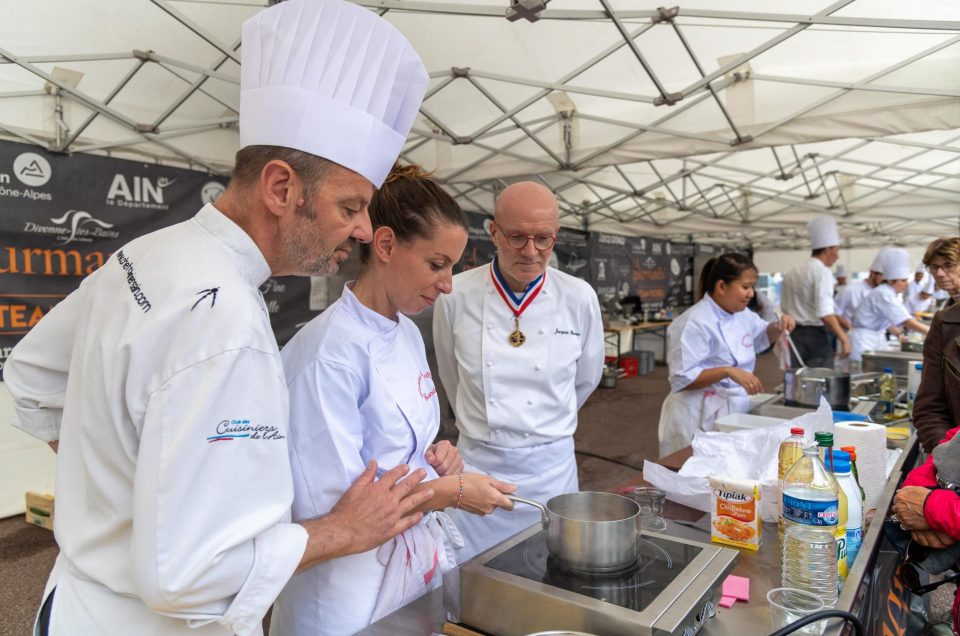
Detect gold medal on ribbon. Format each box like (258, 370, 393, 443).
(509, 316, 526, 347)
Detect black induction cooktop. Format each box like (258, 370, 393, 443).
(483, 529, 704, 613)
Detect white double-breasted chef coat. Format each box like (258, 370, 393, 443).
(835, 279, 871, 324)
(432, 263, 604, 562)
(658, 295, 772, 457)
(270, 285, 456, 636)
(4, 205, 307, 636)
(850, 284, 912, 362)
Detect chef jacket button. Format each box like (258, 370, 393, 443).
(538, 328, 545, 335)
(490, 400, 498, 406)
(523, 433, 530, 438)
(535, 364, 542, 371)
(527, 398, 534, 405)
(486, 360, 494, 367)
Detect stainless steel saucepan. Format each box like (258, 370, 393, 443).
(508, 491, 641, 572)
(784, 366, 850, 410)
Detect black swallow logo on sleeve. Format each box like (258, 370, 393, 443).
(192, 287, 219, 311)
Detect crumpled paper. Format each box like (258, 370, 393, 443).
(644, 397, 834, 522)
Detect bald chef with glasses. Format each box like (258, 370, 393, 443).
(433, 181, 604, 562)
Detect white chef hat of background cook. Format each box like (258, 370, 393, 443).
(869, 246, 890, 273)
(807, 215, 840, 250)
(239, 0, 429, 188)
(881, 247, 911, 281)
(834, 263, 846, 277)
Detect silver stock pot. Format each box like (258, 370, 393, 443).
(784, 367, 850, 410)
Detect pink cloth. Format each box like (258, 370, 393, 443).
(722, 574, 750, 602)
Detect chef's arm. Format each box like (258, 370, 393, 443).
(295, 462, 433, 571)
(821, 314, 851, 356)
(5, 285, 87, 443)
(902, 318, 930, 335)
(432, 296, 459, 413)
(408, 473, 516, 515)
(837, 315, 852, 331)
(574, 294, 605, 408)
(132, 349, 308, 636)
(685, 367, 762, 394)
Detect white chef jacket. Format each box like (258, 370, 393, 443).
(4, 205, 307, 636)
(432, 264, 604, 561)
(657, 295, 771, 455)
(271, 284, 451, 636)
(781, 258, 836, 326)
(849, 284, 911, 361)
(835, 279, 871, 323)
(905, 278, 935, 314)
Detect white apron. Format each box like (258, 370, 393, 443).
(448, 435, 578, 564)
(657, 386, 747, 457)
(849, 327, 887, 363)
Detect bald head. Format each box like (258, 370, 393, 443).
(494, 181, 559, 227)
(490, 181, 560, 291)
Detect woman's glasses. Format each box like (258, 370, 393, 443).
(896, 541, 960, 595)
(927, 262, 957, 274)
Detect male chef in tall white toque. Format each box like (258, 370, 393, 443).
(4, 1, 432, 634)
(433, 182, 605, 562)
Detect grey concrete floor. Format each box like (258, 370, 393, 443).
(0, 351, 952, 633)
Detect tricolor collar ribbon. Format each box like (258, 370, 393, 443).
(490, 259, 546, 317)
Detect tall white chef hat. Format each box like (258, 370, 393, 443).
(917, 263, 927, 274)
(881, 248, 911, 281)
(834, 264, 846, 277)
(807, 215, 840, 250)
(869, 247, 889, 273)
(240, 0, 429, 188)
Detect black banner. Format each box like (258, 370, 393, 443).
(589, 232, 694, 311)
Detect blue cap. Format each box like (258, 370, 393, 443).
(833, 458, 851, 473)
(831, 449, 851, 463)
(884, 367, 893, 373)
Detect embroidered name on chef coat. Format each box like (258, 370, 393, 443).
(554, 328, 581, 336)
(207, 418, 285, 443)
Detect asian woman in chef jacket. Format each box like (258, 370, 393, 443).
(658, 253, 796, 456)
(849, 247, 930, 362)
(270, 165, 516, 636)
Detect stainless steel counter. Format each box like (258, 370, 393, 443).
(360, 435, 921, 636)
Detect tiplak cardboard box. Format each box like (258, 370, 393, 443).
(25, 491, 54, 531)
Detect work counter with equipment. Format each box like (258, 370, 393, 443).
(359, 433, 921, 636)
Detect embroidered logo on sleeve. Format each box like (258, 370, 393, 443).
(417, 371, 437, 401)
(192, 287, 219, 311)
(116, 250, 151, 313)
(207, 419, 285, 443)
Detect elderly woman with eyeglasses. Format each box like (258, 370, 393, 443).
(910, 238, 960, 452)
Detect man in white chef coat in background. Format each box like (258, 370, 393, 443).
(905, 264, 936, 315)
(835, 249, 888, 326)
(4, 2, 434, 635)
(780, 215, 852, 368)
(433, 182, 605, 562)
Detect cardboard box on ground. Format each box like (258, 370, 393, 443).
(25, 491, 54, 530)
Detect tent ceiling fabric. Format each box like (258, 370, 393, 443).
(2, 0, 959, 249)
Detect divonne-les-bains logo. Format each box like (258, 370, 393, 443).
(23, 210, 119, 245)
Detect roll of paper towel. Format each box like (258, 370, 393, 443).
(834, 421, 887, 513)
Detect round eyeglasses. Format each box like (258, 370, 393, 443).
(927, 262, 957, 274)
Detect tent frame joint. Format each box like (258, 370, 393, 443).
(652, 6, 679, 24)
(653, 92, 683, 106)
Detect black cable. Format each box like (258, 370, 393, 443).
(574, 449, 645, 472)
(768, 609, 864, 636)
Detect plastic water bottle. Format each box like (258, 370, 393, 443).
(781, 446, 840, 608)
(778, 428, 807, 549)
(879, 367, 897, 414)
(907, 362, 923, 416)
(832, 452, 863, 568)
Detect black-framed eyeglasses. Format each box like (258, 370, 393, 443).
(927, 262, 957, 274)
(493, 222, 556, 251)
(896, 541, 960, 595)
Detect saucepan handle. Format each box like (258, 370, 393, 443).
(506, 494, 550, 528)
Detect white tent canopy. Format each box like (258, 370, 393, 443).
(2, 0, 959, 248)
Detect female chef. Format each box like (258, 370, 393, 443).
(269, 165, 516, 636)
(658, 253, 796, 456)
(849, 247, 929, 362)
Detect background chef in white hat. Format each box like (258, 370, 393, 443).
(3, 1, 431, 634)
(905, 262, 936, 316)
(833, 263, 848, 296)
(835, 247, 889, 326)
(780, 215, 852, 367)
(849, 248, 930, 362)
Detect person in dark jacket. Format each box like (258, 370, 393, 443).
(913, 238, 960, 452)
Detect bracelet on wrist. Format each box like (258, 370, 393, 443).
(454, 473, 464, 510)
